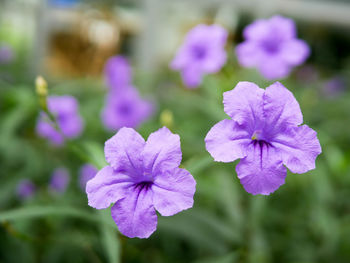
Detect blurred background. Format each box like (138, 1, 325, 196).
(1, 0, 350, 262)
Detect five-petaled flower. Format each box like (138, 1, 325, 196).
(86, 127, 196, 238)
(236, 15, 310, 80)
(170, 24, 228, 88)
(205, 81, 321, 195)
(36, 95, 83, 145)
(102, 88, 154, 131)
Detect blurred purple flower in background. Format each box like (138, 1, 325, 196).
(86, 127, 196, 238)
(104, 55, 132, 89)
(323, 77, 346, 98)
(50, 168, 70, 194)
(79, 164, 97, 190)
(205, 81, 321, 195)
(170, 24, 228, 88)
(102, 87, 153, 131)
(0, 44, 14, 64)
(236, 15, 310, 80)
(16, 179, 36, 200)
(36, 95, 83, 145)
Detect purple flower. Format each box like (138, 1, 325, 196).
(104, 56, 132, 89)
(0, 44, 14, 64)
(50, 168, 70, 194)
(36, 95, 84, 145)
(205, 81, 321, 195)
(86, 127, 196, 238)
(102, 87, 153, 131)
(236, 15, 310, 80)
(79, 164, 97, 190)
(170, 24, 228, 88)
(16, 179, 36, 200)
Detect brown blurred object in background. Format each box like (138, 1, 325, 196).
(46, 7, 120, 78)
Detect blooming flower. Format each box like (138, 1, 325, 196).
(236, 15, 310, 80)
(79, 164, 97, 190)
(86, 127, 196, 238)
(205, 81, 321, 195)
(50, 168, 70, 194)
(36, 95, 83, 145)
(102, 88, 153, 131)
(170, 24, 228, 88)
(104, 55, 132, 89)
(16, 179, 36, 200)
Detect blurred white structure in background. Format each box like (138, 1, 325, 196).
(1, 0, 350, 76)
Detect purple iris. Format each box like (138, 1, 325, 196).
(170, 24, 228, 88)
(36, 95, 84, 145)
(86, 127, 196, 238)
(79, 164, 97, 190)
(236, 15, 310, 80)
(16, 179, 36, 200)
(50, 168, 70, 194)
(104, 56, 132, 89)
(102, 88, 153, 131)
(205, 81, 321, 195)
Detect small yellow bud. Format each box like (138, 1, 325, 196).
(160, 109, 174, 128)
(35, 76, 48, 97)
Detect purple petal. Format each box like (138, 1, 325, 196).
(223, 81, 264, 129)
(258, 57, 291, 80)
(104, 55, 132, 89)
(236, 142, 287, 195)
(142, 127, 182, 176)
(202, 49, 227, 73)
(263, 82, 303, 136)
(152, 168, 196, 216)
(236, 42, 263, 67)
(36, 118, 64, 145)
(111, 185, 157, 238)
(205, 119, 251, 162)
(105, 127, 145, 174)
(48, 96, 78, 115)
(243, 19, 270, 41)
(269, 15, 296, 40)
(102, 87, 154, 130)
(272, 125, 322, 174)
(243, 16, 295, 43)
(86, 166, 134, 209)
(59, 115, 84, 138)
(280, 39, 310, 66)
(181, 66, 203, 88)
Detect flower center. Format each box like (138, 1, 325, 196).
(192, 45, 207, 59)
(251, 130, 262, 141)
(134, 181, 153, 191)
(261, 39, 280, 54)
(118, 103, 131, 115)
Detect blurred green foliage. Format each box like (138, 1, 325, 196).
(1, 13, 350, 263)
